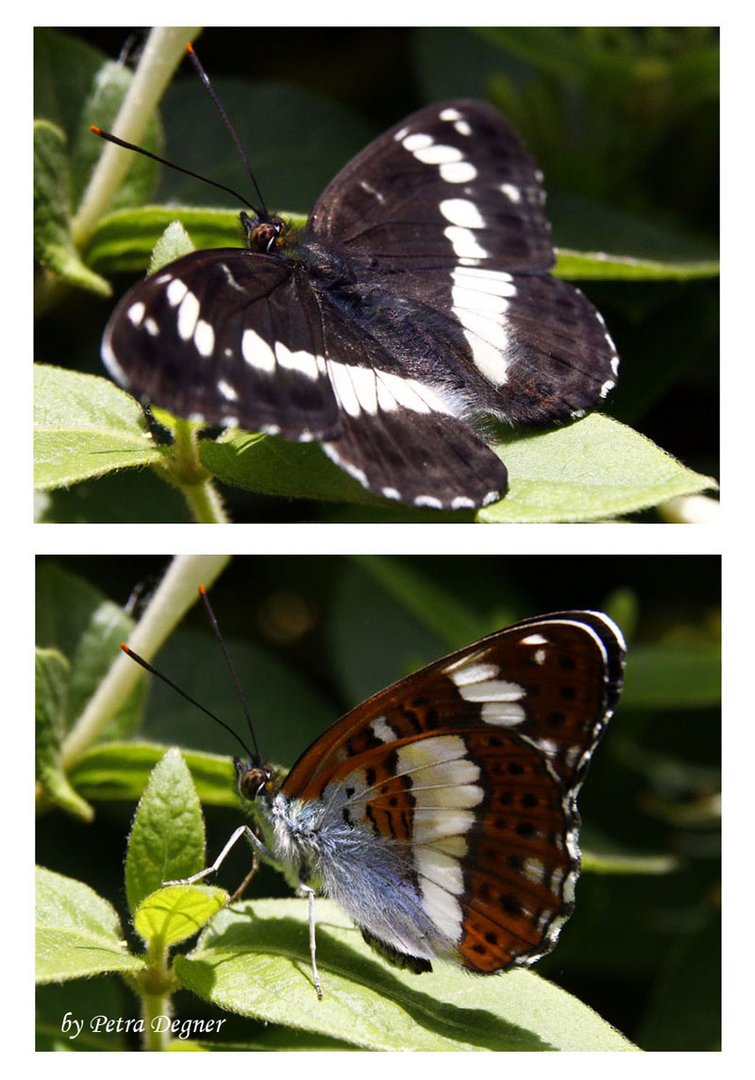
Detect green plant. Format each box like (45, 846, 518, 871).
(36, 555, 720, 1050)
(34, 28, 718, 523)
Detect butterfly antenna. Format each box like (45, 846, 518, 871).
(89, 125, 257, 211)
(185, 42, 270, 220)
(198, 585, 263, 762)
(120, 643, 258, 762)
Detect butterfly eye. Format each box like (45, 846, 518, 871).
(236, 762, 275, 801)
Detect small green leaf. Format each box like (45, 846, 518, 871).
(134, 885, 228, 949)
(35, 648, 93, 820)
(125, 749, 206, 915)
(35, 867, 144, 983)
(148, 220, 195, 275)
(177, 898, 636, 1051)
(34, 120, 111, 296)
(34, 365, 165, 490)
(479, 414, 716, 522)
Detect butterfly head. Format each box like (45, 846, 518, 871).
(234, 755, 277, 803)
(241, 210, 290, 254)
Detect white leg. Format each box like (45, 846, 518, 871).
(163, 825, 272, 886)
(301, 884, 323, 1000)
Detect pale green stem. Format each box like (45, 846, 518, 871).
(181, 479, 230, 523)
(72, 26, 201, 248)
(61, 554, 230, 769)
(162, 420, 229, 523)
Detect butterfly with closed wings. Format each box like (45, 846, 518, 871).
(124, 596, 625, 997)
(99, 47, 619, 510)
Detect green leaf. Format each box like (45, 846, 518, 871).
(69, 741, 239, 807)
(85, 205, 718, 282)
(147, 220, 195, 274)
(35, 648, 93, 820)
(555, 248, 719, 281)
(479, 414, 716, 522)
(34, 365, 165, 490)
(200, 414, 718, 521)
(623, 643, 721, 709)
(134, 885, 228, 949)
(85, 207, 247, 274)
(34, 120, 111, 296)
(125, 749, 206, 915)
(35, 867, 144, 983)
(35, 563, 145, 740)
(176, 899, 636, 1050)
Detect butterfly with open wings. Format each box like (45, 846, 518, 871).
(101, 81, 619, 510)
(130, 607, 625, 996)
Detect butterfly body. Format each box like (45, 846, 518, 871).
(102, 99, 619, 509)
(232, 611, 625, 976)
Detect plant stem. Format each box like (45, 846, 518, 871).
(181, 477, 230, 523)
(162, 419, 230, 523)
(72, 26, 201, 248)
(60, 554, 230, 770)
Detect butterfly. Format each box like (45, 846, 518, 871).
(101, 91, 620, 510)
(139, 606, 625, 996)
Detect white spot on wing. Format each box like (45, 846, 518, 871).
(242, 327, 275, 373)
(481, 700, 526, 726)
(457, 679, 525, 704)
(194, 318, 215, 357)
(440, 161, 477, 183)
(166, 278, 188, 307)
(370, 716, 396, 743)
(500, 182, 522, 203)
(439, 198, 485, 229)
(448, 661, 499, 687)
(177, 290, 200, 341)
(126, 301, 145, 327)
(444, 225, 488, 259)
(275, 341, 319, 380)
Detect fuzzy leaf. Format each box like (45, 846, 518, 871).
(176, 898, 636, 1051)
(125, 749, 206, 915)
(34, 120, 111, 296)
(479, 414, 716, 522)
(134, 885, 228, 949)
(35, 867, 144, 982)
(34, 366, 164, 490)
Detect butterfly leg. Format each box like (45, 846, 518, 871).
(163, 825, 272, 887)
(299, 884, 323, 1000)
(228, 849, 260, 903)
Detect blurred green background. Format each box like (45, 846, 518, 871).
(35, 26, 719, 523)
(36, 554, 721, 1050)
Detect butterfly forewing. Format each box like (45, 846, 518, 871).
(103, 250, 340, 440)
(308, 100, 554, 271)
(280, 611, 624, 972)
